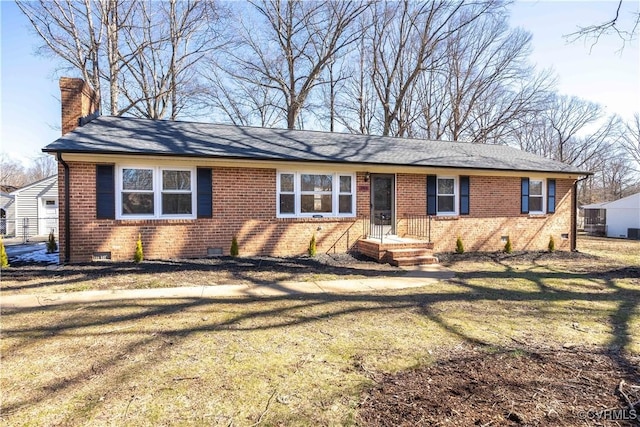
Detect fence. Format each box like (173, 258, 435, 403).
(1, 217, 59, 242)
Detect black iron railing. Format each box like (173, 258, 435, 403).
(357, 214, 433, 244)
(402, 214, 432, 242)
(361, 214, 395, 244)
(325, 219, 362, 254)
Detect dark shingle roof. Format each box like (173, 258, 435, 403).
(43, 116, 588, 175)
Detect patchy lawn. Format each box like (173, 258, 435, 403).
(1, 236, 638, 426)
(0, 253, 401, 295)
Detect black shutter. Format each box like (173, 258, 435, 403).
(521, 178, 529, 214)
(427, 175, 437, 215)
(460, 176, 470, 215)
(547, 179, 556, 214)
(96, 165, 115, 219)
(197, 168, 213, 218)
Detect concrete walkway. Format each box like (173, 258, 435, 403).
(1, 265, 454, 309)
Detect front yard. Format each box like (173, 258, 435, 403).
(1, 236, 639, 425)
(1, 253, 400, 295)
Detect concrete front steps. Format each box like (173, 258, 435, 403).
(357, 238, 438, 266)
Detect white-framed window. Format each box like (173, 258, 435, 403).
(338, 175, 353, 214)
(437, 176, 457, 215)
(528, 178, 545, 214)
(301, 174, 333, 214)
(278, 173, 295, 215)
(277, 171, 356, 218)
(116, 166, 196, 219)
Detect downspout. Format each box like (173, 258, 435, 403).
(57, 152, 70, 264)
(571, 175, 590, 252)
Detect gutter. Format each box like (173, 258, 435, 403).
(571, 175, 591, 252)
(56, 152, 70, 264)
(40, 149, 591, 177)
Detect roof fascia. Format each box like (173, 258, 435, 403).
(9, 175, 58, 195)
(57, 152, 589, 180)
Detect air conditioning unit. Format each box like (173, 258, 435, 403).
(628, 228, 640, 240)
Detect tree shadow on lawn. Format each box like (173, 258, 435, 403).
(1, 264, 638, 420)
(0, 253, 399, 293)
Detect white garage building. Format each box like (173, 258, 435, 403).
(9, 175, 59, 239)
(582, 192, 640, 239)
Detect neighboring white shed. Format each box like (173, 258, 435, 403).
(10, 175, 59, 238)
(582, 192, 640, 239)
(1, 192, 15, 236)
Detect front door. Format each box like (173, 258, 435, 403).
(370, 174, 395, 237)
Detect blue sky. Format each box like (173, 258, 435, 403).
(1, 1, 639, 166)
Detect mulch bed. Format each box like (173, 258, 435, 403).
(436, 250, 600, 265)
(0, 253, 402, 293)
(2, 252, 398, 274)
(358, 346, 640, 426)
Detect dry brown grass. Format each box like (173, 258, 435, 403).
(1, 235, 638, 426)
(0, 254, 401, 296)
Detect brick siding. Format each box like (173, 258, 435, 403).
(58, 164, 574, 262)
(396, 174, 573, 252)
(59, 164, 370, 262)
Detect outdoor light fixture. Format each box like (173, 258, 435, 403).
(364, 172, 370, 182)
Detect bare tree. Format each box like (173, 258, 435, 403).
(412, 9, 554, 142)
(579, 145, 638, 204)
(620, 113, 640, 167)
(212, 0, 370, 129)
(601, 152, 637, 199)
(17, 0, 107, 109)
(0, 155, 27, 188)
(513, 95, 620, 169)
(322, 56, 340, 132)
(0, 154, 58, 188)
(365, 0, 503, 137)
(333, 21, 378, 134)
(117, 0, 224, 119)
(547, 96, 619, 168)
(509, 95, 631, 205)
(25, 155, 58, 182)
(201, 67, 285, 127)
(565, 0, 640, 50)
(18, 0, 224, 119)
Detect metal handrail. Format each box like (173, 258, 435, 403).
(325, 219, 362, 254)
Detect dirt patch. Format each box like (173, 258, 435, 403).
(0, 253, 402, 294)
(358, 346, 640, 426)
(437, 250, 599, 264)
(438, 250, 640, 279)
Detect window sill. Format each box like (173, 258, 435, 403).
(277, 215, 356, 222)
(527, 213, 548, 219)
(114, 218, 198, 225)
(434, 215, 460, 221)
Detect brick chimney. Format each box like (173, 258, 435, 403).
(59, 77, 100, 135)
